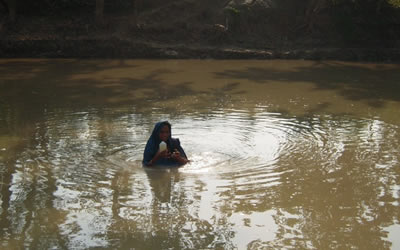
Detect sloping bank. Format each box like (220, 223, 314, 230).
(1, 39, 400, 62)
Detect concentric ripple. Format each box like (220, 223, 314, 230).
(2, 105, 400, 250)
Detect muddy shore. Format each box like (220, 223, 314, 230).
(1, 4, 400, 63)
(1, 38, 400, 62)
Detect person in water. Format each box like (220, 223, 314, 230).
(143, 121, 189, 167)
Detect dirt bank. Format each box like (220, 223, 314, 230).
(1, 1, 400, 62)
(1, 38, 400, 62)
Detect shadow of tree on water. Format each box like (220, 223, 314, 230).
(214, 61, 400, 108)
(0, 59, 246, 112)
(0, 60, 188, 108)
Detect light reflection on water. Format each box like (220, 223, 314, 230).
(0, 59, 400, 249)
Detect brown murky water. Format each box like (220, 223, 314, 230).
(0, 59, 400, 249)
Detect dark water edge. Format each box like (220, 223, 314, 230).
(1, 39, 400, 62)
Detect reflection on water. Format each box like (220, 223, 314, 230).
(0, 59, 400, 249)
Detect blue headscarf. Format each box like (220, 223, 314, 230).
(143, 121, 187, 167)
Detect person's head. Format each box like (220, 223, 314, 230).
(159, 122, 171, 142)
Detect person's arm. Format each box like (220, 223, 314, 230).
(147, 150, 170, 166)
(171, 149, 189, 165)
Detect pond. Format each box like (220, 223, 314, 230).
(0, 59, 399, 249)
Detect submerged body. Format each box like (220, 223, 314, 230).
(143, 121, 188, 167)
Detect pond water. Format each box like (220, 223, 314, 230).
(0, 59, 400, 249)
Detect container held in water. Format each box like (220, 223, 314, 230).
(159, 141, 167, 152)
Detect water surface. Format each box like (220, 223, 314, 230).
(0, 59, 400, 249)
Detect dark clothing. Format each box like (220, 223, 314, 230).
(142, 121, 187, 167)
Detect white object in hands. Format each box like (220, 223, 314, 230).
(159, 141, 167, 152)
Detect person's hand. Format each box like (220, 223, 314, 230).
(149, 149, 170, 166)
(171, 149, 180, 160)
(158, 149, 170, 159)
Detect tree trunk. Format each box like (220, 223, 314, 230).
(304, 0, 327, 32)
(0, 0, 9, 14)
(9, 0, 16, 22)
(132, 0, 138, 26)
(95, 0, 104, 24)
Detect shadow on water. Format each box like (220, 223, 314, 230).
(0, 59, 199, 109)
(8, 59, 400, 111)
(215, 61, 400, 108)
(4, 59, 399, 118)
(0, 60, 250, 125)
